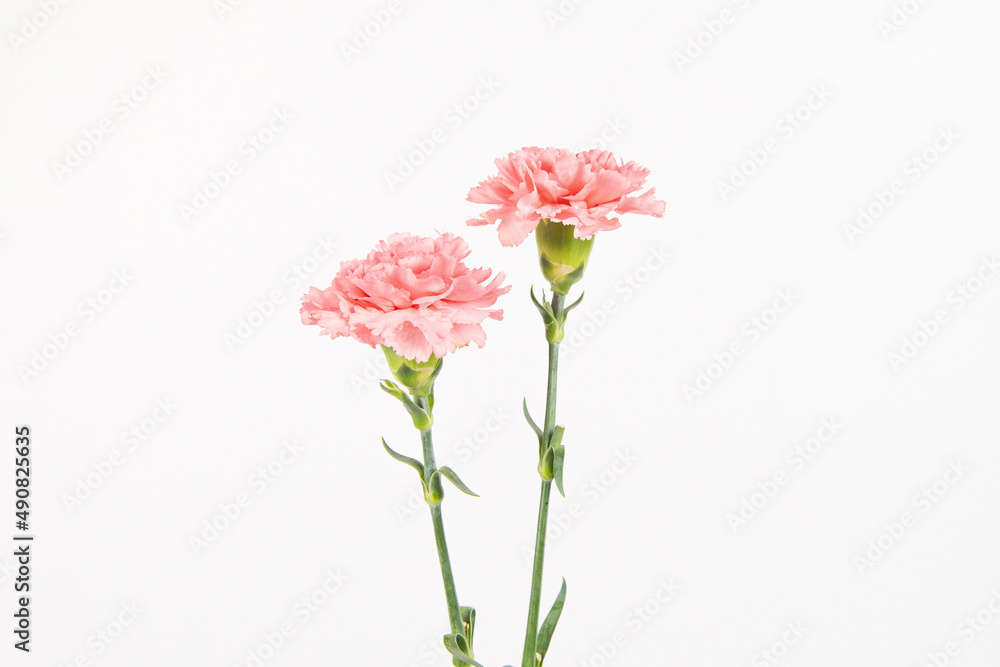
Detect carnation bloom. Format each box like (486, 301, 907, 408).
(466, 147, 666, 246)
(300, 232, 510, 363)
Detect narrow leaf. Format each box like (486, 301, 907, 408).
(381, 438, 425, 484)
(564, 291, 585, 315)
(548, 425, 565, 449)
(442, 634, 483, 667)
(551, 444, 566, 497)
(535, 578, 568, 665)
(437, 466, 479, 497)
(379, 379, 405, 399)
(529, 286, 555, 323)
(380, 380, 433, 429)
(523, 398, 543, 439)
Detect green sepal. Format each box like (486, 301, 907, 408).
(460, 606, 476, 649)
(535, 217, 594, 296)
(425, 470, 445, 505)
(379, 379, 433, 430)
(535, 578, 567, 666)
(523, 398, 543, 442)
(537, 253, 561, 290)
(437, 466, 479, 497)
(549, 261, 586, 295)
(381, 345, 441, 397)
(443, 633, 483, 667)
(381, 438, 425, 484)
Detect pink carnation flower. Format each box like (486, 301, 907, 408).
(466, 147, 666, 246)
(300, 232, 510, 363)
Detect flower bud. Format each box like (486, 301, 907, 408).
(535, 218, 594, 295)
(381, 345, 442, 397)
(425, 470, 445, 505)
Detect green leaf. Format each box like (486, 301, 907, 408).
(548, 425, 565, 449)
(523, 398, 543, 440)
(563, 291, 585, 315)
(460, 606, 476, 649)
(379, 378, 405, 399)
(380, 380, 433, 430)
(551, 444, 566, 498)
(535, 578, 568, 666)
(443, 634, 483, 667)
(381, 438, 425, 484)
(529, 286, 555, 324)
(437, 466, 479, 497)
(532, 286, 567, 342)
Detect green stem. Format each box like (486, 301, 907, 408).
(521, 292, 565, 667)
(415, 395, 464, 654)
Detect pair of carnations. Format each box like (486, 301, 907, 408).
(300, 146, 664, 667)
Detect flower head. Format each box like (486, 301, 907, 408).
(301, 232, 510, 363)
(466, 147, 665, 247)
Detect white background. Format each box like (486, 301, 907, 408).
(3, 0, 1000, 665)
